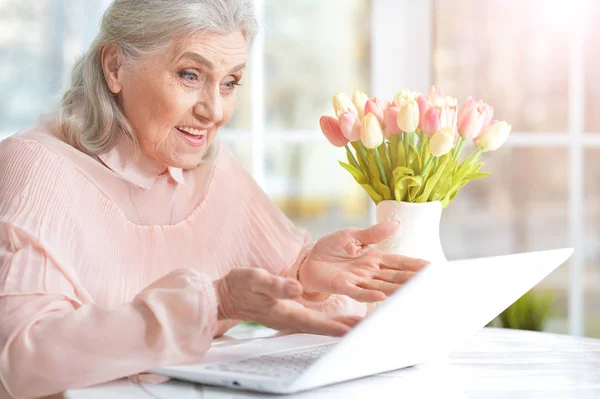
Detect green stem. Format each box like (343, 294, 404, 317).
(403, 132, 410, 167)
(344, 144, 359, 168)
(466, 147, 483, 165)
(471, 148, 483, 164)
(384, 140, 392, 169)
(358, 141, 369, 165)
(466, 147, 478, 161)
(418, 131, 425, 163)
(452, 137, 465, 161)
(373, 147, 389, 185)
(389, 135, 399, 168)
(421, 156, 434, 178)
(421, 133, 431, 171)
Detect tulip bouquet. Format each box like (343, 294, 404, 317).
(319, 86, 511, 207)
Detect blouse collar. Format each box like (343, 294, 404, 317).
(97, 135, 185, 189)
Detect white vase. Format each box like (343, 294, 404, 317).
(374, 200, 448, 264)
(366, 200, 448, 314)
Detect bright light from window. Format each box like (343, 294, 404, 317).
(536, 0, 588, 32)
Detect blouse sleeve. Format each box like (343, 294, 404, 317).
(0, 225, 219, 399)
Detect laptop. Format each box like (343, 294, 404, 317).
(150, 248, 573, 394)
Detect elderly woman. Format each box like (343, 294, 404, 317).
(0, 1, 426, 398)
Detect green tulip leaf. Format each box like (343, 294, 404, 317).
(394, 182, 404, 202)
(393, 175, 422, 202)
(431, 171, 453, 202)
(338, 161, 369, 185)
(361, 184, 383, 204)
(378, 144, 393, 189)
(465, 172, 490, 181)
(366, 151, 392, 200)
(350, 141, 370, 177)
(408, 145, 421, 175)
(345, 146, 360, 169)
(397, 140, 407, 168)
(392, 166, 414, 178)
(416, 157, 449, 202)
(472, 162, 484, 173)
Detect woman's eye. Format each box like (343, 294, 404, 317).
(178, 71, 198, 82)
(221, 80, 240, 94)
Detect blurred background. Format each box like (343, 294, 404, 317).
(0, 0, 597, 337)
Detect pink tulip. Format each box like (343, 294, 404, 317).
(416, 95, 429, 130)
(426, 85, 444, 107)
(339, 111, 361, 141)
(457, 97, 494, 140)
(384, 105, 402, 136)
(481, 103, 494, 129)
(364, 98, 385, 127)
(419, 86, 458, 137)
(319, 115, 348, 147)
(457, 97, 477, 125)
(421, 107, 441, 137)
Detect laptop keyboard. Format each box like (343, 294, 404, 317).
(206, 342, 335, 379)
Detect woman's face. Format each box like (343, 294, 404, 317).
(106, 31, 247, 169)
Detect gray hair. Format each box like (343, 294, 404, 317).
(59, 0, 257, 157)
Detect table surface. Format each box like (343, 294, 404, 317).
(63, 326, 600, 399)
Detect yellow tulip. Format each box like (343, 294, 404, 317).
(332, 92, 357, 118)
(397, 101, 419, 133)
(361, 113, 384, 149)
(352, 91, 369, 119)
(395, 90, 420, 133)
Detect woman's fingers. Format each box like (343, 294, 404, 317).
(333, 315, 364, 328)
(379, 253, 429, 271)
(373, 269, 416, 285)
(339, 284, 386, 303)
(358, 278, 399, 296)
(268, 301, 352, 337)
(347, 221, 400, 246)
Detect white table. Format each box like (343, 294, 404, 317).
(64, 326, 600, 399)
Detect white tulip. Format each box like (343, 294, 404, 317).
(474, 121, 511, 152)
(429, 128, 455, 157)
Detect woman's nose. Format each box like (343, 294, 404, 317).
(193, 87, 223, 123)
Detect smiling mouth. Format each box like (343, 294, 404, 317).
(176, 126, 207, 136)
(175, 126, 208, 147)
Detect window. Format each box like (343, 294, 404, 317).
(432, 0, 590, 336)
(0, 0, 112, 137)
(222, 0, 373, 238)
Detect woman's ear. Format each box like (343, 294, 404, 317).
(101, 43, 123, 94)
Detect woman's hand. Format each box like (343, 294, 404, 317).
(299, 221, 429, 302)
(213, 268, 362, 336)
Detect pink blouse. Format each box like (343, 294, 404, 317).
(0, 121, 366, 399)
